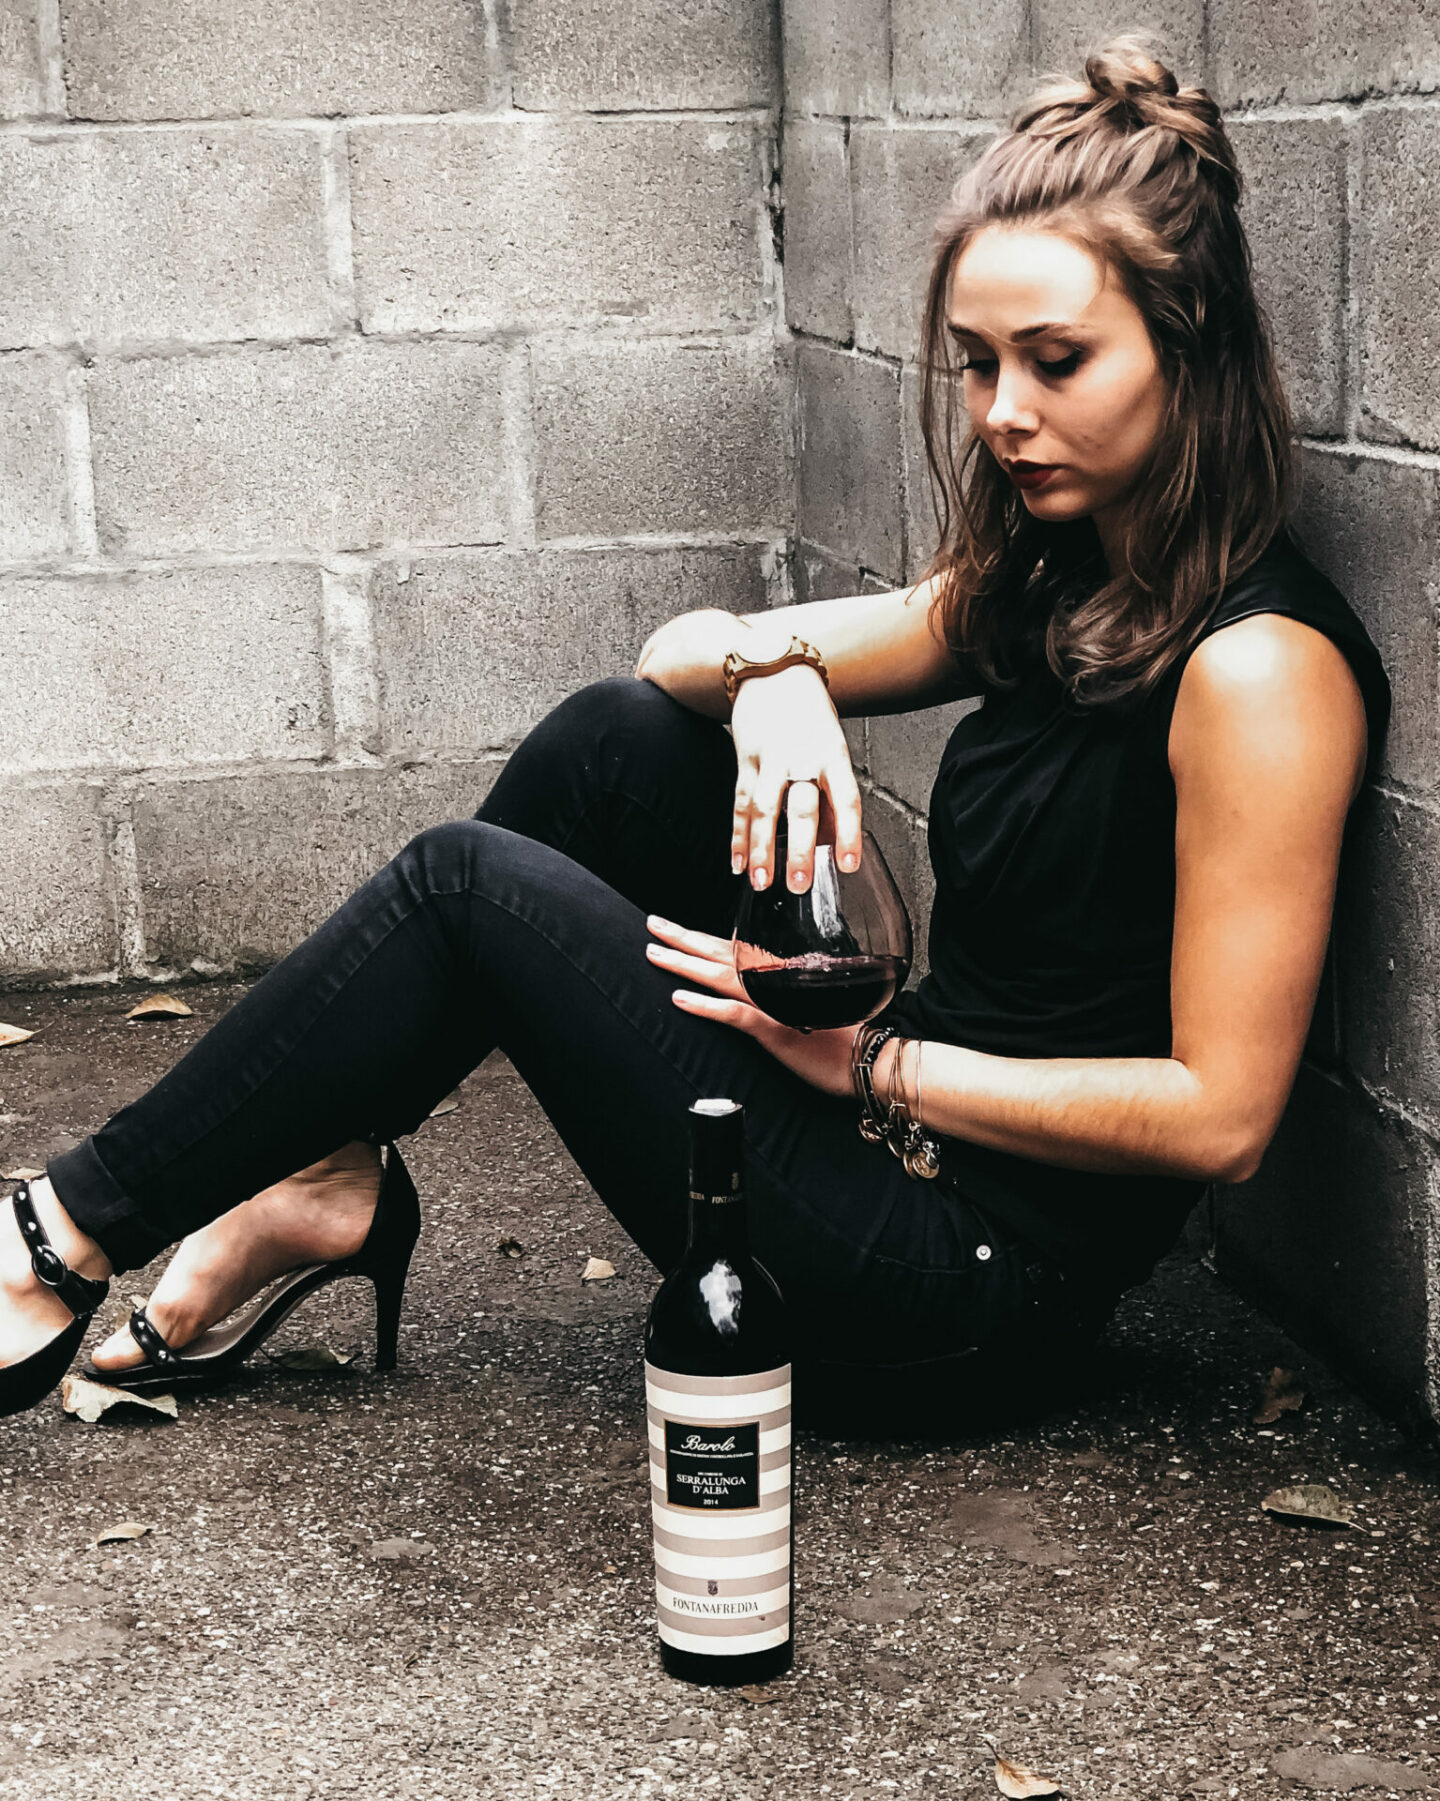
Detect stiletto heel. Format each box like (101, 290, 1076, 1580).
(84, 1142, 422, 1392)
(1, 1180, 111, 1419)
(371, 1257, 410, 1374)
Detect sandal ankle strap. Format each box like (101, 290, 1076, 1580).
(11, 1180, 110, 1320)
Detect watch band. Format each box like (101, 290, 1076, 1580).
(722, 636, 829, 707)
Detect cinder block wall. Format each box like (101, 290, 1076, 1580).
(780, 0, 1440, 1427)
(0, 0, 786, 981)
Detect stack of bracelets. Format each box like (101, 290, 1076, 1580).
(849, 1021, 942, 1181)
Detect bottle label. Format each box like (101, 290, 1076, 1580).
(645, 1362, 792, 1657)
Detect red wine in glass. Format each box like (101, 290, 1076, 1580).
(734, 827, 912, 1030)
(740, 952, 907, 1030)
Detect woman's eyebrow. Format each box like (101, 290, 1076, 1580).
(947, 319, 1085, 341)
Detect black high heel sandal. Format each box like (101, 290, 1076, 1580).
(81, 1141, 421, 1392)
(1, 1179, 111, 1419)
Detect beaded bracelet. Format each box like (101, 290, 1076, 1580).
(851, 1021, 897, 1145)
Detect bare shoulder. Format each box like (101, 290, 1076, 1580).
(1170, 612, 1367, 804)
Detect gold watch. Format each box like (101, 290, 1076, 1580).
(721, 635, 829, 707)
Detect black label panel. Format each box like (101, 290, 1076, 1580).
(664, 1419, 760, 1510)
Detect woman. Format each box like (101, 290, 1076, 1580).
(0, 43, 1389, 1426)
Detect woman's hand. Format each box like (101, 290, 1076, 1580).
(728, 666, 863, 894)
(645, 916, 858, 1099)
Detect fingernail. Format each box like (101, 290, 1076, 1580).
(840, 853, 859, 872)
(753, 868, 769, 890)
(731, 855, 743, 875)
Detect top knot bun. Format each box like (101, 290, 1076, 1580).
(1013, 34, 1239, 207)
(1083, 38, 1179, 107)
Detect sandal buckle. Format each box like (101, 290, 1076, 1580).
(30, 1242, 68, 1289)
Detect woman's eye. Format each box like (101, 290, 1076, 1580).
(960, 357, 997, 376)
(1037, 351, 1082, 377)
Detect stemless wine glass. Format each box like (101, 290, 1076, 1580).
(734, 827, 912, 1030)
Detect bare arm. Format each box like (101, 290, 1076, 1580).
(869, 615, 1368, 1183)
(633, 577, 981, 721)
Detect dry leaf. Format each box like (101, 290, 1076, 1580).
(496, 1237, 525, 1259)
(263, 1345, 355, 1372)
(0, 1022, 36, 1047)
(736, 1684, 783, 1704)
(581, 1257, 616, 1282)
(92, 1520, 152, 1547)
(1253, 1367, 1306, 1425)
(1261, 1483, 1355, 1528)
(428, 1094, 460, 1118)
(62, 1375, 177, 1425)
(126, 993, 193, 1019)
(994, 1753, 1065, 1798)
(2, 1166, 44, 1181)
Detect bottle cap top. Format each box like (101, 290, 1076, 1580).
(689, 1097, 744, 1195)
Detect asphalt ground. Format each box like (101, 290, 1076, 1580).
(0, 981, 1437, 1800)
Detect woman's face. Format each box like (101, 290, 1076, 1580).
(948, 224, 1168, 548)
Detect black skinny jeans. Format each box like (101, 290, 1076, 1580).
(50, 679, 1100, 1423)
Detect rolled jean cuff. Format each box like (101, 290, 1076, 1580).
(47, 1137, 171, 1274)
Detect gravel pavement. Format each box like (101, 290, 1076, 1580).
(1, 982, 1437, 1800)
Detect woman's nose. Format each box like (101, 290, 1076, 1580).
(986, 364, 1038, 437)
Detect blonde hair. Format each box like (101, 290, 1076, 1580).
(920, 37, 1292, 710)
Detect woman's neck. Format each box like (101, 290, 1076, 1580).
(1091, 505, 1124, 577)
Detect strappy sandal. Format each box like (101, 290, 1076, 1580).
(1, 1179, 111, 1419)
(81, 1141, 421, 1392)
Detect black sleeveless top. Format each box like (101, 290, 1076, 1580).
(887, 534, 1391, 1292)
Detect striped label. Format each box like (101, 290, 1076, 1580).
(645, 1362, 792, 1657)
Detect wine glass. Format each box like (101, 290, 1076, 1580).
(734, 827, 912, 1030)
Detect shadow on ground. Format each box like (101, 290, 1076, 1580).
(1, 983, 1437, 1799)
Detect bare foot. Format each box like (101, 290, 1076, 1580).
(1, 1177, 114, 1369)
(89, 1140, 382, 1373)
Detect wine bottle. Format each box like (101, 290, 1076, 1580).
(644, 1098, 793, 1684)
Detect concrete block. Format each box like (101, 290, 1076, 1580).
(674, 544, 773, 617)
(0, 127, 332, 350)
(1359, 107, 1440, 454)
(351, 119, 764, 337)
(1229, 117, 1347, 438)
(1331, 787, 1440, 1124)
(793, 545, 862, 606)
(0, 566, 327, 772)
(861, 782, 934, 975)
(891, 0, 1030, 120)
(61, 0, 497, 119)
(782, 119, 852, 343)
(374, 547, 770, 754)
(509, 0, 775, 109)
(90, 340, 509, 557)
(533, 339, 789, 538)
(1211, 0, 1440, 107)
(867, 698, 976, 815)
(0, 0, 42, 117)
(781, 0, 890, 118)
(0, 352, 70, 561)
(0, 782, 115, 981)
(1292, 450, 1440, 795)
(134, 763, 502, 972)
(1215, 1065, 1436, 1425)
(901, 362, 944, 582)
(798, 345, 902, 579)
(1032, 2, 1203, 85)
(851, 125, 988, 362)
